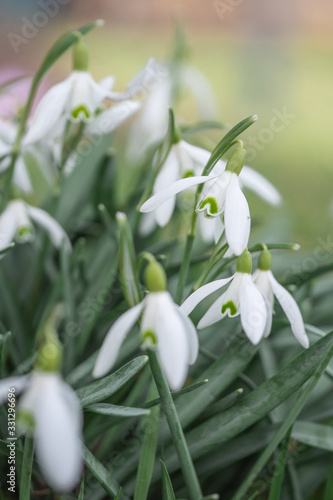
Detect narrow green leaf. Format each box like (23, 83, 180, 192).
(19, 437, 34, 500)
(83, 445, 120, 498)
(78, 475, 85, 500)
(117, 211, 142, 307)
(143, 379, 208, 409)
(85, 403, 150, 418)
(0, 243, 15, 256)
(268, 427, 292, 500)
(323, 462, 333, 500)
(159, 333, 258, 440)
(231, 335, 333, 500)
(134, 385, 160, 500)
(201, 114, 258, 176)
(164, 331, 333, 469)
(76, 356, 148, 407)
(292, 421, 333, 452)
(160, 460, 176, 500)
(199, 388, 244, 421)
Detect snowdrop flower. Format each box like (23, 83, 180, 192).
(253, 248, 309, 348)
(139, 138, 214, 234)
(181, 250, 271, 345)
(0, 119, 53, 194)
(24, 40, 150, 145)
(0, 335, 83, 491)
(94, 258, 199, 390)
(140, 136, 282, 241)
(0, 200, 71, 253)
(141, 146, 251, 255)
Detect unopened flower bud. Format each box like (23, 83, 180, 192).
(73, 39, 89, 72)
(236, 249, 252, 274)
(144, 260, 167, 292)
(226, 147, 246, 176)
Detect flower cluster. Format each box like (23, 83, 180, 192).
(0, 21, 312, 495)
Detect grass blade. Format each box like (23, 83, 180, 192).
(77, 356, 148, 407)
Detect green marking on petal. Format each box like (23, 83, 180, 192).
(199, 197, 218, 215)
(17, 226, 33, 242)
(222, 301, 237, 316)
(183, 170, 194, 178)
(17, 409, 35, 434)
(71, 105, 90, 121)
(142, 330, 157, 348)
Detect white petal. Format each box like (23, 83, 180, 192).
(177, 308, 199, 365)
(110, 58, 164, 101)
(180, 276, 234, 316)
(239, 275, 268, 345)
(240, 166, 282, 206)
(34, 375, 83, 492)
(224, 173, 250, 256)
(252, 269, 274, 309)
(98, 75, 115, 91)
(0, 204, 18, 251)
(13, 156, 33, 194)
(197, 292, 227, 329)
(26, 205, 71, 251)
(93, 302, 144, 378)
(138, 212, 157, 236)
(0, 375, 28, 403)
(154, 148, 179, 227)
(268, 271, 309, 348)
(140, 175, 215, 213)
(86, 100, 140, 135)
(24, 77, 72, 144)
(153, 293, 189, 390)
(180, 64, 218, 119)
(179, 140, 211, 171)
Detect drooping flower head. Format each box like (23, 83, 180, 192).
(94, 257, 199, 390)
(181, 250, 271, 345)
(141, 145, 252, 255)
(253, 247, 309, 348)
(0, 199, 71, 254)
(0, 328, 83, 492)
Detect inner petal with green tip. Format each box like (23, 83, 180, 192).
(222, 301, 238, 316)
(71, 104, 90, 121)
(142, 330, 157, 348)
(17, 226, 34, 243)
(198, 197, 219, 216)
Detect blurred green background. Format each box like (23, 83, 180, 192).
(1, 0, 332, 249)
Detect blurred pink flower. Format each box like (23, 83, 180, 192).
(0, 66, 48, 118)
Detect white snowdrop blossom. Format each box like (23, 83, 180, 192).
(253, 248, 309, 348)
(24, 51, 156, 145)
(141, 147, 251, 255)
(0, 119, 53, 194)
(140, 137, 281, 244)
(139, 139, 213, 234)
(0, 200, 71, 253)
(0, 371, 83, 492)
(181, 250, 271, 345)
(94, 291, 199, 390)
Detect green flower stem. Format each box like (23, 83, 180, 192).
(19, 436, 34, 500)
(193, 239, 228, 292)
(1, 21, 101, 212)
(148, 349, 203, 500)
